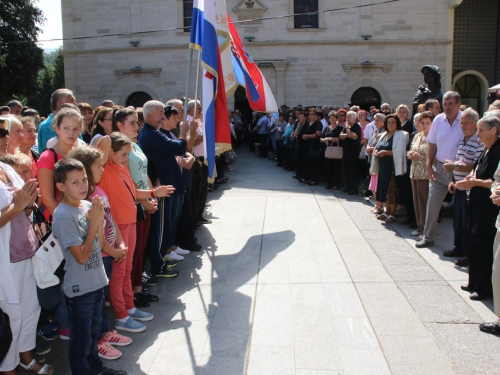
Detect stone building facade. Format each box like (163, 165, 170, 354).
(61, 0, 497, 114)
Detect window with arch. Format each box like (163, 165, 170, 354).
(294, 0, 318, 28)
(183, 0, 194, 32)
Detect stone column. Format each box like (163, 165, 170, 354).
(272, 61, 289, 107)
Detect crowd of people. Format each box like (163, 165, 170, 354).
(242, 94, 500, 337)
(3, 88, 500, 375)
(0, 92, 234, 375)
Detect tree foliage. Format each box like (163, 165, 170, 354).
(0, 0, 45, 104)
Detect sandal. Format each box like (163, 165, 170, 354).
(376, 213, 387, 221)
(19, 359, 54, 374)
(385, 215, 396, 224)
(371, 207, 383, 215)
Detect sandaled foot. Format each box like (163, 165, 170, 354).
(19, 359, 54, 374)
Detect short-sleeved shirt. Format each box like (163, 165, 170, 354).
(341, 123, 362, 154)
(426, 111, 463, 163)
(453, 133, 484, 182)
(52, 201, 108, 298)
(128, 143, 149, 190)
(89, 186, 116, 255)
(257, 116, 269, 135)
(37, 148, 64, 221)
(98, 162, 137, 225)
(305, 120, 323, 150)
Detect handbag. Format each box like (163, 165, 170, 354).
(32, 206, 65, 289)
(325, 144, 343, 159)
(120, 175, 146, 222)
(0, 308, 12, 363)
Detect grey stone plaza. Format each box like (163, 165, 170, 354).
(44, 149, 500, 374)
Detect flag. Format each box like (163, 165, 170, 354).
(214, 0, 238, 97)
(227, 13, 278, 113)
(189, 0, 232, 177)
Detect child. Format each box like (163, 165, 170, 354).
(97, 133, 174, 333)
(69, 145, 132, 360)
(52, 158, 126, 375)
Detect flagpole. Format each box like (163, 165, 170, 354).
(183, 47, 194, 123)
(193, 50, 201, 115)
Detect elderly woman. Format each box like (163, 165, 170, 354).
(0, 115, 51, 374)
(19, 117, 39, 165)
(370, 114, 409, 223)
(321, 111, 342, 189)
(302, 109, 323, 185)
(6, 117, 24, 155)
(407, 111, 433, 236)
(456, 116, 500, 301)
(339, 111, 362, 194)
(367, 113, 386, 213)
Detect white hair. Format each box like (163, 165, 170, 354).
(461, 108, 479, 123)
(143, 100, 164, 119)
(346, 111, 357, 119)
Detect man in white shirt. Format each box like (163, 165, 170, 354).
(416, 91, 464, 247)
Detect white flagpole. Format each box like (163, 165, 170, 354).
(183, 48, 194, 123)
(193, 51, 201, 116)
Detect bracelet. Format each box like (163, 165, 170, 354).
(150, 189, 156, 199)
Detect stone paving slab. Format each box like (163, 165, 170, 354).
(42, 149, 500, 374)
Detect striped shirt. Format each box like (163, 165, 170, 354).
(453, 133, 484, 182)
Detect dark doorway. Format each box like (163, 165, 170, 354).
(234, 86, 252, 125)
(454, 74, 481, 111)
(350, 87, 381, 111)
(126, 91, 153, 108)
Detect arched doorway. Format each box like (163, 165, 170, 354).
(234, 86, 252, 124)
(126, 91, 153, 108)
(350, 87, 381, 110)
(452, 70, 489, 114)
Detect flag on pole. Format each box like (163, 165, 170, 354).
(227, 13, 278, 113)
(189, 0, 232, 177)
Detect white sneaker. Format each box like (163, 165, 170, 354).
(417, 235, 424, 241)
(168, 251, 184, 261)
(174, 247, 190, 255)
(411, 230, 422, 236)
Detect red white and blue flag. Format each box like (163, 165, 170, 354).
(189, 0, 232, 177)
(227, 13, 278, 113)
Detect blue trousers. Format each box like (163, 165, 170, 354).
(67, 287, 105, 375)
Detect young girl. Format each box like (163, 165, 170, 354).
(37, 107, 82, 340)
(112, 108, 159, 307)
(97, 132, 174, 333)
(69, 145, 132, 360)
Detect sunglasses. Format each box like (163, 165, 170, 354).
(0, 129, 9, 138)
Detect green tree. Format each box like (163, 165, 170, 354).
(0, 0, 45, 104)
(27, 65, 53, 117)
(52, 48, 65, 90)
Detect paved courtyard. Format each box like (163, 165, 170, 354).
(45, 148, 500, 375)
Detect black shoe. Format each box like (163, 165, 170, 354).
(461, 284, 473, 292)
(162, 256, 178, 268)
(470, 292, 492, 301)
(479, 322, 500, 336)
(198, 218, 212, 224)
(154, 268, 179, 278)
(142, 272, 158, 286)
(454, 257, 469, 266)
(133, 293, 150, 307)
(443, 247, 464, 257)
(35, 337, 51, 356)
(140, 291, 159, 302)
(408, 222, 417, 229)
(99, 367, 127, 375)
(415, 239, 434, 248)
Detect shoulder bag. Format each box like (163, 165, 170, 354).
(120, 175, 146, 222)
(325, 143, 343, 159)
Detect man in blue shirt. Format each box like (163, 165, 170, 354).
(138, 100, 197, 278)
(37, 89, 77, 153)
(256, 113, 269, 158)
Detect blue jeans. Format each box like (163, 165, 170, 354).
(100, 257, 113, 335)
(67, 287, 105, 375)
(54, 285, 69, 330)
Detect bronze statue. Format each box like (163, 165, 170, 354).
(412, 65, 444, 118)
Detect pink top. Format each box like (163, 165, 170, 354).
(37, 148, 64, 222)
(89, 187, 117, 257)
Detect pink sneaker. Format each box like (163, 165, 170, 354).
(103, 330, 133, 347)
(59, 328, 70, 341)
(98, 339, 122, 360)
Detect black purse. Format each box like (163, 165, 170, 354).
(120, 175, 146, 222)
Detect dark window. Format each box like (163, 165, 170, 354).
(126, 92, 153, 108)
(184, 0, 194, 32)
(294, 0, 318, 29)
(350, 87, 381, 111)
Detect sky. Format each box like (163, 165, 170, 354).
(36, 0, 63, 50)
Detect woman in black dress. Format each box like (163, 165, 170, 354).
(339, 111, 361, 194)
(302, 109, 323, 185)
(294, 111, 309, 183)
(321, 111, 342, 189)
(456, 116, 500, 300)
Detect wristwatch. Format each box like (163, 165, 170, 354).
(455, 162, 459, 171)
